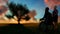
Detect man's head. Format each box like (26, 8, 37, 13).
(54, 6, 57, 9)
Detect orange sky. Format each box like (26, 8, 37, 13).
(0, 16, 60, 24)
(0, 0, 60, 24)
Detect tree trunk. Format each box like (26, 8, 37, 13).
(18, 18, 21, 24)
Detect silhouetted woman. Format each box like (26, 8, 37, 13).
(43, 7, 53, 25)
(44, 7, 53, 32)
(52, 6, 58, 30)
(39, 7, 53, 32)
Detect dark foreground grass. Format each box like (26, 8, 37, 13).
(0, 23, 60, 34)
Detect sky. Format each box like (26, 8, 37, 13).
(7, 0, 60, 19)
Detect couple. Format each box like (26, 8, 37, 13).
(40, 6, 58, 31)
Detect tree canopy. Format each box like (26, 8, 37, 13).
(8, 2, 30, 24)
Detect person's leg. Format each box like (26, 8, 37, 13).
(55, 22, 58, 30)
(54, 21, 58, 30)
(54, 17, 58, 30)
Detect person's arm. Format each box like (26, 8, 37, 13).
(40, 13, 46, 21)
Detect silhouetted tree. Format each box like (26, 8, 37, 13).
(17, 4, 30, 24)
(23, 15, 30, 21)
(5, 15, 14, 19)
(8, 2, 30, 24)
(8, 2, 17, 16)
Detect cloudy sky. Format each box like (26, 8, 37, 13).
(0, 0, 60, 19)
(8, 0, 60, 19)
(0, 0, 60, 23)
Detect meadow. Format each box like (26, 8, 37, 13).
(0, 22, 60, 34)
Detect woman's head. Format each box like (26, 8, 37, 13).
(45, 7, 49, 12)
(46, 7, 49, 10)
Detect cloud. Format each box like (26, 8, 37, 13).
(0, 6, 8, 16)
(0, 0, 8, 16)
(0, 0, 8, 6)
(44, 0, 60, 10)
(28, 10, 36, 18)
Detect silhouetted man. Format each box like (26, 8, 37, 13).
(53, 6, 58, 30)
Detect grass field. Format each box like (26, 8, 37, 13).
(0, 19, 60, 34)
(0, 22, 60, 34)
